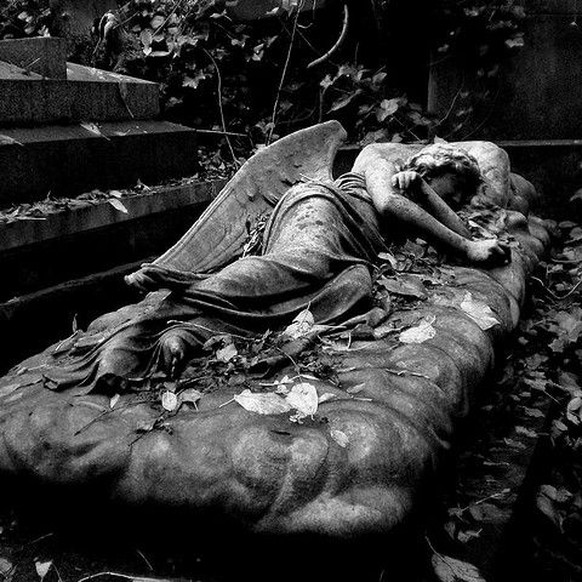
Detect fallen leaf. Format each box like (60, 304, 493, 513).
(108, 198, 129, 214)
(515, 425, 537, 438)
(379, 275, 427, 299)
(216, 343, 238, 363)
(0, 135, 23, 147)
(540, 484, 573, 504)
(110, 394, 120, 408)
(457, 529, 482, 543)
(0, 557, 13, 582)
(283, 308, 315, 339)
(460, 292, 499, 330)
(285, 382, 318, 416)
(80, 121, 110, 140)
(567, 396, 582, 424)
(432, 554, 485, 582)
(161, 391, 178, 412)
(399, 318, 436, 344)
(330, 429, 349, 447)
(34, 560, 52, 582)
(318, 392, 337, 403)
(234, 389, 292, 415)
(377, 251, 398, 270)
(180, 388, 202, 407)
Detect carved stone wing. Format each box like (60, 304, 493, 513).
(126, 121, 347, 289)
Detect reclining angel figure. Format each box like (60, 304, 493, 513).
(43, 129, 518, 392)
(0, 121, 548, 544)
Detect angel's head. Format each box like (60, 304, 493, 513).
(406, 144, 482, 208)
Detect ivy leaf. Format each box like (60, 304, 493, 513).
(432, 554, 485, 582)
(327, 89, 363, 113)
(376, 98, 400, 122)
(34, 560, 52, 582)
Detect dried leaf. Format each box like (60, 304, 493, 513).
(0, 135, 23, 147)
(515, 425, 537, 438)
(460, 292, 499, 330)
(286, 382, 318, 416)
(161, 391, 178, 412)
(108, 198, 129, 214)
(216, 343, 238, 363)
(140, 28, 153, 49)
(34, 560, 52, 582)
(377, 251, 398, 270)
(234, 389, 292, 415)
(540, 484, 572, 504)
(80, 121, 109, 140)
(330, 429, 349, 447)
(432, 554, 485, 582)
(283, 308, 315, 339)
(180, 388, 202, 406)
(399, 318, 436, 344)
(457, 529, 482, 543)
(379, 276, 427, 299)
(318, 392, 337, 403)
(0, 557, 13, 582)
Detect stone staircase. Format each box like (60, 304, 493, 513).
(0, 37, 222, 371)
(0, 36, 201, 205)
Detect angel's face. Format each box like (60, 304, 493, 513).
(427, 172, 467, 209)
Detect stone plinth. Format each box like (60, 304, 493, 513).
(0, 37, 67, 79)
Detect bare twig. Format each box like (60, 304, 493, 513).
(203, 49, 238, 165)
(307, 2, 349, 69)
(194, 128, 249, 138)
(267, 0, 304, 145)
(532, 276, 582, 301)
(136, 549, 154, 572)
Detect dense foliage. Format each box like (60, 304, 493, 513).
(1, 0, 527, 150)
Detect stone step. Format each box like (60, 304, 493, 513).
(0, 259, 144, 376)
(0, 61, 159, 126)
(0, 178, 228, 371)
(0, 120, 200, 205)
(0, 179, 224, 302)
(0, 37, 67, 79)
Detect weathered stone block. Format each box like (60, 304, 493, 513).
(0, 62, 159, 125)
(0, 120, 199, 204)
(0, 37, 67, 79)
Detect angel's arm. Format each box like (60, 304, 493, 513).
(353, 146, 509, 266)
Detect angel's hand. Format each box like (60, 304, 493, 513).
(466, 239, 512, 267)
(391, 170, 421, 191)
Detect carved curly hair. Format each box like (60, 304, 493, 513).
(405, 143, 483, 195)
